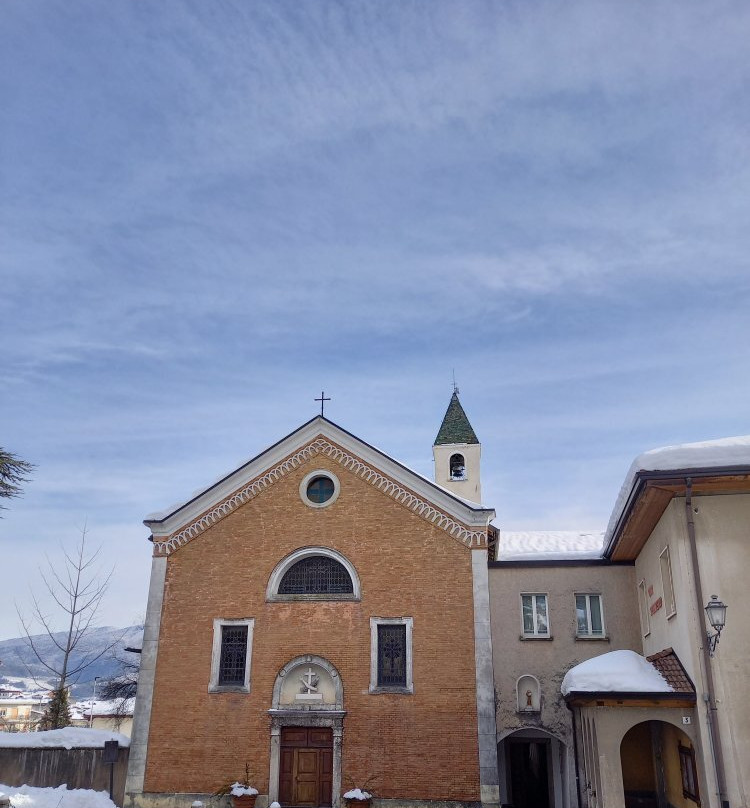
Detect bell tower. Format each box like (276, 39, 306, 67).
(433, 388, 482, 504)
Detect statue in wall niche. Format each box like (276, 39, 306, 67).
(526, 690, 533, 709)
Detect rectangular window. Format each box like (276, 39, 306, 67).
(521, 594, 549, 637)
(660, 546, 677, 618)
(576, 594, 605, 637)
(638, 580, 650, 637)
(679, 743, 700, 803)
(370, 617, 413, 693)
(219, 624, 248, 685)
(209, 618, 254, 693)
(377, 624, 406, 687)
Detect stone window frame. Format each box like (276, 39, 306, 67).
(574, 592, 607, 639)
(208, 617, 254, 693)
(299, 469, 341, 509)
(266, 546, 361, 602)
(520, 592, 551, 639)
(369, 616, 414, 695)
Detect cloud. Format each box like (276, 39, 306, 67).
(1, 0, 750, 639)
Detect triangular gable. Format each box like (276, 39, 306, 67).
(146, 416, 495, 555)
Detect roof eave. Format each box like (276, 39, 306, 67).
(604, 464, 750, 560)
(564, 690, 696, 706)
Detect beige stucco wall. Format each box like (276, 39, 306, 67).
(488, 562, 641, 806)
(94, 715, 133, 737)
(433, 443, 481, 503)
(635, 493, 750, 808)
(580, 706, 701, 808)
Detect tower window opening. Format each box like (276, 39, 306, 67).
(449, 453, 466, 480)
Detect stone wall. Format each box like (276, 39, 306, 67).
(0, 745, 129, 806)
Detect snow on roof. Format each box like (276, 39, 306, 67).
(561, 650, 673, 696)
(0, 727, 130, 749)
(70, 699, 135, 719)
(496, 530, 604, 561)
(0, 783, 118, 808)
(605, 434, 750, 545)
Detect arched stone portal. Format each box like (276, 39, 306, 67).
(497, 727, 569, 808)
(268, 656, 345, 808)
(620, 720, 700, 808)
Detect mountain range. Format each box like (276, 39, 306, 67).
(0, 624, 143, 698)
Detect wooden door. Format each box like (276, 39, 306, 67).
(279, 727, 333, 807)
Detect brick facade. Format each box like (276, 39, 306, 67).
(143, 450, 481, 802)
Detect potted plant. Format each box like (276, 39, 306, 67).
(343, 788, 373, 808)
(214, 763, 259, 808)
(343, 775, 377, 808)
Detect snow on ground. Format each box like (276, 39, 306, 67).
(496, 530, 604, 561)
(0, 728, 130, 750)
(0, 784, 116, 808)
(561, 650, 673, 696)
(605, 435, 750, 545)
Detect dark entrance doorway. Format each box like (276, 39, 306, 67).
(279, 727, 333, 807)
(508, 739, 551, 808)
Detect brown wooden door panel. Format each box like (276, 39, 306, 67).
(309, 728, 332, 747)
(282, 727, 308, 746)
(296, 749, 318, 775)
(280, 726, 333, 807)
(319, 748, 332, 807)
(294, 749, 318, 806)
(279, 748, 295, 805)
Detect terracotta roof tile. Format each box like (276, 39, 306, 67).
(647, 648, 695, 694)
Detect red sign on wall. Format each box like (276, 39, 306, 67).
(650, 597, 663, 616)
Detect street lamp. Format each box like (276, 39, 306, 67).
(704, 595, 728, 657)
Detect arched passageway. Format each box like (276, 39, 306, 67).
(620, 721, 700, 808)
(498, 728, 569, 808)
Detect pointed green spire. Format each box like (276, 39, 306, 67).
(434, 391, 479, 446)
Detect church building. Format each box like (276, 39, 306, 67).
(126, 396, 499, 808)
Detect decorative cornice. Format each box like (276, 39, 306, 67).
(154, 437, 487, 555)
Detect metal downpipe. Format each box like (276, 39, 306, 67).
(685, 477, 729, 808)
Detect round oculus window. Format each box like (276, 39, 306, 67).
(299, 470, 340, 508)
(307, 475, 334, 504)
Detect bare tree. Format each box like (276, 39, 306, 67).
(0, 447, 34, 513)
(96, 644, 141, 730)
(17, 526, 120, 729)
(98, 645, 140, 701)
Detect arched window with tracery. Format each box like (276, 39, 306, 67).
(266, 547, 361, 601)
(450, 453, 466, 480)
(279, 556, 353, 595)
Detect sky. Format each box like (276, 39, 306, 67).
(1, 0, 749, 639)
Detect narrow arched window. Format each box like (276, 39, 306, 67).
(450, 453, 466, 480)
(278, 556, 354, 595)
